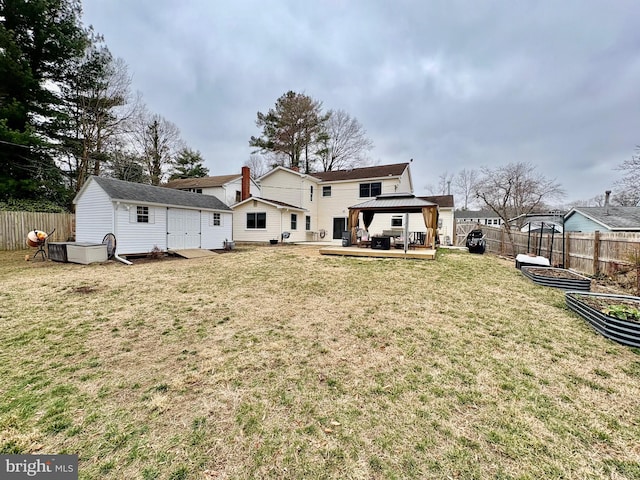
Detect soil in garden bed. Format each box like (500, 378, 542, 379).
(526, 267, 588, 280)
(569, 293, 640, 324)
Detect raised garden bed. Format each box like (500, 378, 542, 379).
(565, 291, 640, 347)
(521, 266, 591, 291)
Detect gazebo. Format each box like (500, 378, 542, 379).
(348, 193, 439, 250)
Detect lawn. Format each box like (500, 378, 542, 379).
(1, 245, 639, 479)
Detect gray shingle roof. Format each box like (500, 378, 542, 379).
(164, 174, 240, 189)
(454, 209, 501, 219)
(89, 176, 231, 211)
(566, 207, 640, 230)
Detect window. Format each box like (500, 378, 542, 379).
(186, 188, 202, 193)
(359, 182, 382, 198)
(305, 215, 311, 231)
(322, 186, 332, 197)
(235, 191, 241, 203)
(211, 212, 221, 226)
(291, 213, 297, 230)
(391, 215, 403, 227)
(246, 212, 266, 229)
(310, 185, 314, 201)
(137, 206, 149, 223)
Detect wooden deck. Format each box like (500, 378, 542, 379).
(319, 246, 437, 260)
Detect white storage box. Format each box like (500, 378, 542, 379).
(66, 243, 108, 265)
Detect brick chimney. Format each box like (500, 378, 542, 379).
(241, 166, 251, 201)
(604, 190, 611, 215)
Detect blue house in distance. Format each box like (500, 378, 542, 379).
(564, 206, 640, 233)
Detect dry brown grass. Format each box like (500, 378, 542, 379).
(1, 246, 640, 479)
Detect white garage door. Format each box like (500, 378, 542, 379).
(167, 208, 201, 250)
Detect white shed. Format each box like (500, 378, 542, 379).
(73, 176, 232, 255)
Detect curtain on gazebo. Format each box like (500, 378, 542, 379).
(422, 206, 438, 248)
(348, 208, 360, 243)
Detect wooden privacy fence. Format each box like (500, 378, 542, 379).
(0, 212, 75, 251)
(477, 225, 640, 276)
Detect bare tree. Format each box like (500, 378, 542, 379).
(426, 171, 454, 195)
(244, 154, 269, 179)
(133, 110, 184, 185)
(454, 168, 479, 210)
(318, 109, 373, 171)
(614, 147, 640, 206)
(475, 162, 564, 247)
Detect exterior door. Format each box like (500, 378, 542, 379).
(167, 208, 201, 249)
(333, 217, 347, 240)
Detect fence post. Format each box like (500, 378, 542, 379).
(593, 230, 600, 276)
(565, 233, 570, 269)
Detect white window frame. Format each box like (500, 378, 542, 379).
(210, 212, 222, 226)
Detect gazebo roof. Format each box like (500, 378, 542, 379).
(350, 193, 437, 213)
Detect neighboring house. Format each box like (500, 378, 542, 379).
(164, 167, 260, 206)
(509, 212, 565, 233)
(74, 176, 232, 255)
(564, 206, 640, 232)
(232, 163, 415, 243)
(455, 209, 503, 227)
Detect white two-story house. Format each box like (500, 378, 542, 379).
(232, 163, 421, 243)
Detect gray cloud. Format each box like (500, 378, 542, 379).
(82, 0, 640, 203)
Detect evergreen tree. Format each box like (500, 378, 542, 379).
(169, 148, 209, 180)
(0, 0, 87, 205)
(249, 91, 328, 172)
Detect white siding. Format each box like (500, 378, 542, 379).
(260, 169, 306, 207)
(75, 180, 114, 244)
(438, 208, 455, 245)
(396, 169, 412, 193)
(232, 201, 282, 242)
(201, 211, 233, 249)
(114, 204, 168, 254)
(232, 199, 307, 243)
(316, 177, 403, 238)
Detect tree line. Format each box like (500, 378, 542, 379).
(0, 0, 208, 212)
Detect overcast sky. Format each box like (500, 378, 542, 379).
(82, 0, 640, 205)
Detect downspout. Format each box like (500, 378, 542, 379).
(114, 252, 132, 265)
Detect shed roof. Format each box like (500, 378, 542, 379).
(82, 176, 231, 211)
(564, 207, 640, 230)
(164, 174, 240, 189)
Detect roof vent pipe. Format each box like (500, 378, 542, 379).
(604, 190, 611, 215)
